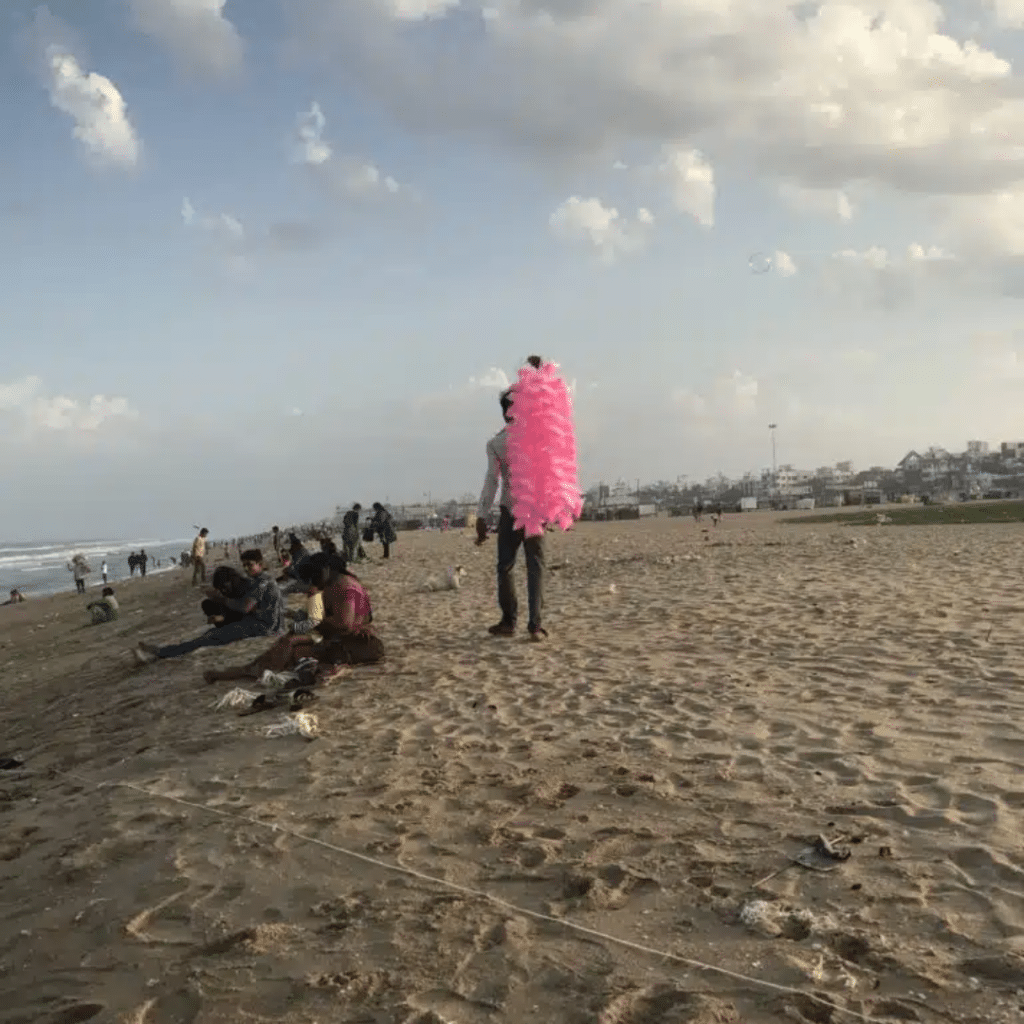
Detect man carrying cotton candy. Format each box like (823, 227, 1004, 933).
(475, 355, 583, 642)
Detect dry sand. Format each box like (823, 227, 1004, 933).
(2, 513, 1024, 1024)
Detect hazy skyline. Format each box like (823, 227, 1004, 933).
(5, 0, 1024, 542)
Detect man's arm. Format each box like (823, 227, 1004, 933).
(476, 438, 501, 521)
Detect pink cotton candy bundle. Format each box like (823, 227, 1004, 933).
(506, 361, 583, 537)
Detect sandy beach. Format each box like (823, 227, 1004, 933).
(2, 513, 1024, 1024)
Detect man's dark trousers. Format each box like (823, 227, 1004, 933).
(496, 505, 544, 631)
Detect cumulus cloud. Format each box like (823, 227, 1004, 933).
(182, 197, 244, 239)
(292, 102, 410, 200)
(657, 147, 715, 227)
(282, 0, 1024, 264)
(550, 196, 653, 263)
(0, 377, 139, 433)
(128, 0, 244, 78)
(43, 43, 141, 168)
(672, 370, 759, 426)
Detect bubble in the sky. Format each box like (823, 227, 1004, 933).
(749, 252, 773, 274)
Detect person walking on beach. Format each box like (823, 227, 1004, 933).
(371, 503, 397, 559)
(101, 560, 108, 585)
(132, 549, 284, 663)
(272, 526, 281, 563)
(475, 355, 547, 641)
(191, 528, 209, 586)
(67, 556, 90, 595)
(139, 549, 148, 577)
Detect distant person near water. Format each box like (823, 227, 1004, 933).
(191, 528, 209, 586)
(132, 549, 284, 663)
(67, 555, 91, 595)
(272, 525, 281, 563)
(371, 503, 397, 559)
(101, 560, 108, 585)
(87, 587, 119, 624)
(139, 549, 148, 577)
(475, 355, 547, 641)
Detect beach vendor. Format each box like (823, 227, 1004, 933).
(67, 555, 91, 595)
(475, 355, 547, 640)
(203, 551, 382, 685)
(131, 549, 284, 663)
(87, 587, 119, 624)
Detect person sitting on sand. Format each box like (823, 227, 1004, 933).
(2, 588, 26, 605)
(131, 549, 284, 664)
(203, 551, 382, 686)
(201, 566, 251, 626)
(87, 587, 119, 624)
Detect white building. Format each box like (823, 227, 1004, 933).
(966, 440, 990, 456)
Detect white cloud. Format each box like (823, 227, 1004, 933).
(292, 102, 410, 200)
(779, 183, 854, 222)
(0, 376, 139, 433)
(549, 196, 653, 263)
(294, 102, 332, 165)
(45, 48, 141, 167)
(972, 330, 1024, 382)
(942, 188, 1024, 259)
(672, 369, 759, 424)
(987, 0, 1024, 29)
(128, 0, 244, 78)
(469, 368, 511, 390)
(657, 147, 715, 227)
(181, 197, 244, 240)
(774, 250, 798, 277)
(283, 0, 1024, 276)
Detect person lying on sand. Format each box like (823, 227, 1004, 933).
(132, 549, 284, 663)
(201, 566, 251, 626)
(203, 551, 382, 685)
(86, 587, 119, 624)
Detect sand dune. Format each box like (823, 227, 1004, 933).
(2, 513, 1024, 1023)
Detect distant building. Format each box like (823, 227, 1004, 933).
(1001, 442, 1024, 459)
(966, 440, 990, 456)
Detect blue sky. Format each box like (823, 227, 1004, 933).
(4, 0, 1024, 541)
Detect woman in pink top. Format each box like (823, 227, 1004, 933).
(203, 553, 384, 685)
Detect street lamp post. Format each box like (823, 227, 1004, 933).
(768, 423, 778, 498)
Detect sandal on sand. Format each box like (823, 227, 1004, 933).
(238, 693, 284, 717)
(288, 689, 318, 712)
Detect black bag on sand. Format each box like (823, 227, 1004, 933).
(362, 526, 375, 543)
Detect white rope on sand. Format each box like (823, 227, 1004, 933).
(53, 769, 897, 1023)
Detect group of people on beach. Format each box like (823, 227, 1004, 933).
(127, 354, 552, 681)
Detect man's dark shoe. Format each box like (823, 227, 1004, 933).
(488, 621, 516, 636)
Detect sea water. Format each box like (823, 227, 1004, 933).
(0, 537, 198, 599)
